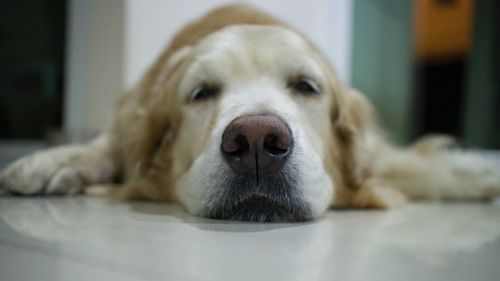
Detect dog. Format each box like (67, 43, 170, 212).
(1, 5, 499, 222)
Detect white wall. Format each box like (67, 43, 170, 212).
(65, 0, 124, 132)
(125, 0, 354, 88)
(66, 0, 353, 131)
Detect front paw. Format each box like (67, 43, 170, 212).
(0, 147, 86, 195)
(1, 153, 52, 195)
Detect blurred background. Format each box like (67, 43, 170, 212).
(0, 0, 498, 150)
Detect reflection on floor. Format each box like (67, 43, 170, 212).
(0, 197, 499, 281)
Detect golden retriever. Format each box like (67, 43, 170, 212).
(1, 5, 499, 222)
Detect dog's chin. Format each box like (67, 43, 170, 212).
(208, 194, 312, 222)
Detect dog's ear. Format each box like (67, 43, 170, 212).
(114, 47, 191, 201)
(328, 86, 406, 208)
(329, 86, 376, 184)
(332, 87, 375, 144)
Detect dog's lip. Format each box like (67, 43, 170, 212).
(234, 193, 275, 204)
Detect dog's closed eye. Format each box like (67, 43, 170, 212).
(190, 84, 220, 102)
(289, 76, 320, 95)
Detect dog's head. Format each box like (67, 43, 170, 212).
(123, 19, 374, 222)
(174, 25, 341, 222)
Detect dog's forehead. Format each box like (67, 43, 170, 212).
(192, 25, 316, 67)
(179, 24, 325, 91)
(199, 25, 309, 50)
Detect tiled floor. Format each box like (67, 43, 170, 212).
(0, 197, 499, 281)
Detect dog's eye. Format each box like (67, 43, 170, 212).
(191, 85, 219, 102)
(289, 77, 320, 95)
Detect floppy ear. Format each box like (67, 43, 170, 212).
(328, 87, 407, 208)
(329, 86, 376, 188)
(112, 48, 191, 202)
(333, 87, 375, 145)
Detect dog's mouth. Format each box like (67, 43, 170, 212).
(203, 164, 312, 222)
(207, 194, 312, 222)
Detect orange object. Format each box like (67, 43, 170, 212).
(414, 0, 474, 59)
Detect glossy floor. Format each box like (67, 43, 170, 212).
(0, 197, 499, 281)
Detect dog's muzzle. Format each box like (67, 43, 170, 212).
(206, 114, 311, 222)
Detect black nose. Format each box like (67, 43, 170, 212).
(221, 114, 293, 176)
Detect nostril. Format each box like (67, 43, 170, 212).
(263, 133, 290, 157)
(223, 134, 249, 157)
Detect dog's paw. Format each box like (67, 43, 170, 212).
(412, 135, 459, 155)
(333, 179, 408, 209)
(0, 145, 112, 195)
(0, 147, 81, 195)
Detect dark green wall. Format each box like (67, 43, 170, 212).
(0, 0, 66, 139)
(462, 0, 500, 149)
(351, 0, 414, 144)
